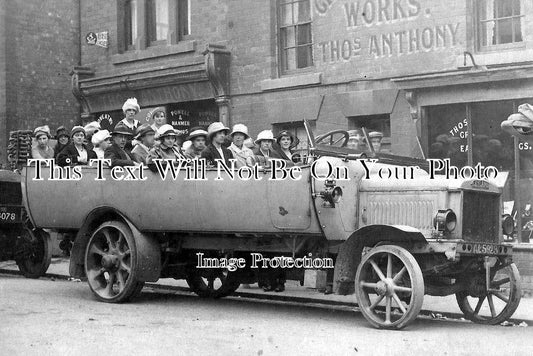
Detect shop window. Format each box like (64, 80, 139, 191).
(119, 0, 190, 52)
(278, 0, 313, 74)
(476, 0, 524, 49)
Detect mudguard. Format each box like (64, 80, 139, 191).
(333, 224, 427, 294)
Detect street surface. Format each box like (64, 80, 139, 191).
(1, 273, 532, 355)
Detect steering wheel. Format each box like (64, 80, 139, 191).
(315, 130, 350, 147)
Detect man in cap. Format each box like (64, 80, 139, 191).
(184, 126, 208, 160)
(253, 130, 281, 168)
(54, 126, 70, 159)
(131, 124, 155, 164)
(201, 122, 234, 167)
(32, 125, 54, 159)
(367, 131, 384, 153)
(228, 124, 255, 168)
(104, 122, 136, 167)
(91, 129, 112, 160)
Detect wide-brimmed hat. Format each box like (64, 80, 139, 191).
(122, 97, 140, 113)
(255, 130, 275, 145)
(230, 124, 249, 138)
(91, 129, 111, 146)
(187, 126, 208, 141)
(207, 122, 229, 140)
(34, 125, 51, 139)
(134, 123, 155, 140)
(155, 124, 177, 139)
(112, 122, 134, 136)
(55, 126, 69, 139)
(276, 130, 300, 147)
(71, 126, 86, 138)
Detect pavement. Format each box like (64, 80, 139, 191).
(1, 257, 532, 324)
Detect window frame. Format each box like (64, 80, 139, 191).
(276, 0, 314, 76)
(475, 0, 525, 52)
(117, 0, 190, 53)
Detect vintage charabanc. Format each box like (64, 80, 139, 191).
(20, 123, 521, 329)
(0, 169, 52, 278)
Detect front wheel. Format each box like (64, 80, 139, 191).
(16, 228, 52, 279)
(84, 221, 144, 303)
(456, 263, 521, 325)
(355, 245, 425, 329)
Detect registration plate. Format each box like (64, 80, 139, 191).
(0, 206, 22, 224)
(460, 242, 511, 256)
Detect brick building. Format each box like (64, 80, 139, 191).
(0, 0, 81, 166)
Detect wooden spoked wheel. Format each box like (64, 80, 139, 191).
(456, 263, 521, 325)
(85, 221, 144, 303)
(355, 245, 425, 329)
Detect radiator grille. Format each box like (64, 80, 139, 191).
(462, 191, 500, 243)
(367, 200, 435, 231)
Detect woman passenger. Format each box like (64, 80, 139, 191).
(32, 125, 54, 159)
(184, 126, 208, 160)
(147, 124, 186, 162)
(150, 107, 167, 133)
(57, 126, 97, 166)
(91, 129, 112, 160)
(54, 126, 70, 159)
(275, 130, 299, 165)
(253, 130, 281, 168)
(228, 124, 255, 168)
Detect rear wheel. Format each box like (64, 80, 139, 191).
(456, 263, 521, 325)
(355, 245, 425, 329)
(16, 228, 52, 279)
(85, 221, 144, 303)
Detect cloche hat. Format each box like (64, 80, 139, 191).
(91, 129, 111, 146)
(230, 124, 249, 138)
(71, 126, 86, 138)
(34, 125, 51, 139)
(255, 130, 275, 145)
(276, 130, 300, 148)
(155, 124, 177, 139)
(207, 122, 229, 140)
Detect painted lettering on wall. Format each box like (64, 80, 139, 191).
(317, 0, 461, 62)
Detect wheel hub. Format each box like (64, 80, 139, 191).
(375, 279, 395, 296)
(101, 254, 120, 271)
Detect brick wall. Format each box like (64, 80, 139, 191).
(0, 0, 80, 165)
(513, 244, 533, 296)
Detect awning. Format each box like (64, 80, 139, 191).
(333, 89, 399, 117)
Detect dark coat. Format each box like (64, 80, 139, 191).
(56, 143, 97, 167)
(253, 148, 282, 168)
(104, 143, 135, 167)
(201, 144, 234, 167)
(274, 147, 296, 167)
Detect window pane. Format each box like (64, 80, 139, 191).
(481, 21, 496, 46)
(498, 18, 513, 44)
(126, 0, 138, 47)
(297, 24, 311, 45)
(283, 48, 296, 71)
(478, 0, 489, 20)
(512, 0, 521, 15)
(513, 17, 523, 42)
(295, 0, 311, 22)
(147, 0, 170, 42)
(496, 0, 513, 17)
(281, 26, 296, 48)
(178, 0, 189, 36)
(296, 45, 312, 69)
(280, 3, 293, 26)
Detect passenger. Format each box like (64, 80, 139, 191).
(120, 97, 141, 151)
(367, 131, 383, 153)
(201, 122, 234, 167)
(83, 121, 101, 150)
(184, 126, 208, 160)
(57, 126, 97, 167)
(228, 124, 255, 168)
(54, 126, 70, 158)
(104, 122, 136, 167)
(346, 129, 363, 150)
(32, 125, 54, 159)
(147, 124, 186, 163)
(91, 129, 112, 160)
(275, 130, 299, 164)
(253, 130, 281, 168)
(149, 107, 167, 133)
(131, 124, 155, 164)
